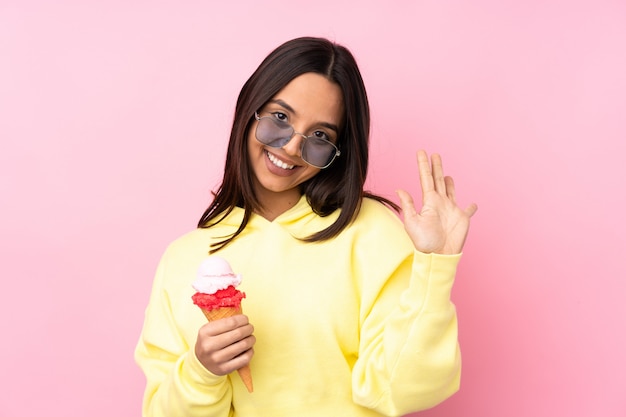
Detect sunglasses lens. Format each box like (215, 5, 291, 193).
(301, 138, 335, 168)
(256, 117, 293, 147)
(255, 116, 338, 168)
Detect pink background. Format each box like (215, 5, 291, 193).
(1, 1, 625, 416)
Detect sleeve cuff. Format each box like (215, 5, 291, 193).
(413, 250, 462, 272)
(405, 250, 462, 313)
(182, 349, 227, 387)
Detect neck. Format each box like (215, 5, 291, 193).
(255, 189, 302, 221)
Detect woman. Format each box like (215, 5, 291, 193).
(135, 36, 477, 417)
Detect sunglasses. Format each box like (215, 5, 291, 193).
(254, 112, 341, 169)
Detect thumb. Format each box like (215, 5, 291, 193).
(465, 202, 479, 218)
(396, 189, 417, 217)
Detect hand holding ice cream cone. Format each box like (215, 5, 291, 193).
(192, 257, 254, 392)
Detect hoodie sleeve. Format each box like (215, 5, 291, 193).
(134, 250, 233, 417)
(350, 205, 462, 416)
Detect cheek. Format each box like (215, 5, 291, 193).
(302, 166, 322, 181)
(247, 130, 260, 156)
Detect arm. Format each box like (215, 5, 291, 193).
(352, 250, 462, 415)
(353, 151, 476, 415)
(134, 253, 234, 417)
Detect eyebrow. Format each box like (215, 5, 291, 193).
(269, 99, 340, 133)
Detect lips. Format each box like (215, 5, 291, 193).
(266, 150, 296, 170)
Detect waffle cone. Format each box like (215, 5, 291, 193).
(201, 306, 242, 321)
(200, 306, 253, 393)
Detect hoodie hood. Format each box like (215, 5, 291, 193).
(215, 194, 341, 239)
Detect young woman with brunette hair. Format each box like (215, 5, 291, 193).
(135, 36, 477, 417)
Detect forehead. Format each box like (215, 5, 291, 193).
(270, 73, 344, 127)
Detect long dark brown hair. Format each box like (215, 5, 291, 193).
(198, 37, 397, 252)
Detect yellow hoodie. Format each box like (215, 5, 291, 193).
(135, 195, 462, 417)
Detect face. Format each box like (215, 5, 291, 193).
(247, 72, 345, 209)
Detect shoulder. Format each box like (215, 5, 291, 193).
(163, 204, 246, 258)
(152, 227, 227, 293)
(159, 228, 214, 266)
(345, 198, 415, 286)
(353, 197, 405, 232)
(342, 196, 412, 251)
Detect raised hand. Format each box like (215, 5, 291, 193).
(396, 150, 477, 255)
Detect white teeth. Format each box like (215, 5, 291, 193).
(267, 151, 295, 170)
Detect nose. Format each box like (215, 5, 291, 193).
(281, 131, 306, 158)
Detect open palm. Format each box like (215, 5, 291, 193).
(397, 151, 477, 255)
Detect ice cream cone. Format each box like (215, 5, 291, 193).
(193, 257, 252, 393)
(201, 306, 242, 321)
(234, 363, 253, 393)
(200, 306, 254, 393)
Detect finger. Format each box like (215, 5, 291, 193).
(417, 150, 435, 194)
(444, 176, 456, 204)
(465, 203, 478, 218)
(223, 347, 255, 373)
(218, 334, 256, 363)
(396, 189, 418, 218)
(431, 153, 446, 196)
(197, 324, 255, 362)
(202, 315, 249, 336)
(198, 320, 254, 353)
(217, 323, 255, 348)
(206, 343, 255, 375)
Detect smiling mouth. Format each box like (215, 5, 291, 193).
(266, 151, 295, 170)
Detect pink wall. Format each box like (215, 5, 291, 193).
(1, 1, 625, 416)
